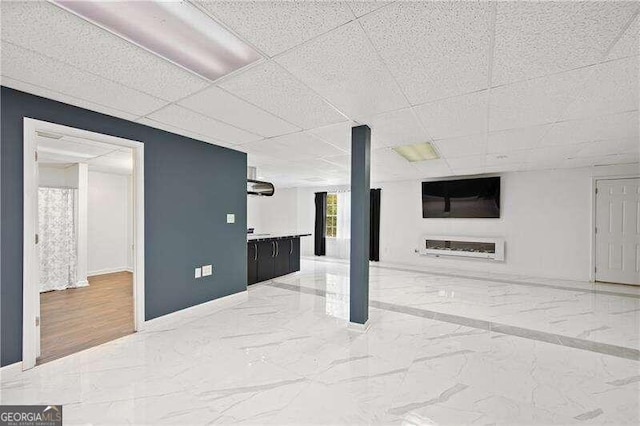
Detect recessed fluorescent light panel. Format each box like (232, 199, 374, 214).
(392, 142, 439, 162)
(52, 0, 261, 81)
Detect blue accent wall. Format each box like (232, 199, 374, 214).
(1, 87, 247, 366)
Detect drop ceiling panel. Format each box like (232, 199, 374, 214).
(1, 1, 208, 101)
(561, 57, 638, 121)
(540, 111, 639, 148)
(487, 125, 548, 154)
(411, 159, 453, 178)
(220, 61, 347, 129)
(178, 86, 300, 138)
(1, 76, 139, 123)
(360, 1, 492, 105)
(308, 121, 355, 152)
(413, 91, 488, 140)
(492, 1, 638, 86)
(489, 70, 587, 132)
(348, 2, 392, 18)
(266, 132, 347, 160)
(447, 155, 486, 173)
(434, 134, 486, 159)
(276, 22, 408, 119)
(575, 138, 638, 158)
(608, 16, 639, 60)
(195, 1, 353, 57)
(136, 117, 234, 147)
(1, 43, 166, 117)
(366, 109, 429, 149)
(147, 104, 262, 145)
(88, 149, 133, 175)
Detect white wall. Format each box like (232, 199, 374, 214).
(256, 164, 639, 281)
(247, 187, 301, 235)
(87, 170, 132, 275)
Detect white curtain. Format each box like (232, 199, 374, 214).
(327, 191, 351, 259)
(38, 187, 80, 292)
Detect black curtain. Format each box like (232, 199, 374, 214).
(369, 188, 381, 261)
(314, 192, 327, 256)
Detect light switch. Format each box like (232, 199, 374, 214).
(226, 213, 235, 224)
(194, 267, 202, 278)
(202, 265, 213, 276)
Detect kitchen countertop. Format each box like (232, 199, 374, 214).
(247, 233, 311, 242)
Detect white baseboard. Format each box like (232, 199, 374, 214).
(0, 361, 23, 379)
(348, 320, 371, 332)
(143, 290, 249, 331)
(88, 267, 133, 277)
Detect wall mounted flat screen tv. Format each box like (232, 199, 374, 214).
(422, 177, 500, 218)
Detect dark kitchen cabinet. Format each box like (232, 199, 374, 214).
(248, 236, 307, 285)
(256, 240, 276, 282)
(289, 238, 300, 272)
(273, 240, 290, 277)
(247, 242, 258, 285)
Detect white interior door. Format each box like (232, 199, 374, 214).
(595, 178, 640, 285)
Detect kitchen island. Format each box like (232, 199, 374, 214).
(247, 233, 311, 285)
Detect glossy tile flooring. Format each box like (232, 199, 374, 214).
(2, 258, 639, 425)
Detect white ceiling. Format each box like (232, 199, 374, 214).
(1, 1, 638, 187)
(37, 135, 133, 175)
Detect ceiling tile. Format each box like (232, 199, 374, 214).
(136, 117, 234, 147)
(348, 1, 392, 18)
(414, 91, 488, 139)
(360, 1, 492, 104)
(486, 150, 530, 167)
(367, 108, 429, 149)
(562, 57, 638, 121)
(434, 134, 486, 159)
(195, 1, 353, 57)
(1, 1, 208, 101)
(307, 121, 355, 152)
(487, 125, 549, 154)
(541, 111, 639, 147)
(266, 132, 347, 160)
(411, 159, 453, 178)
(276, 21, 408, 119)
(525, 145, 579, 168)
(1, 42, 166, 117)
(146, 105, 262, 145)
(220, 61, 347, 129)
(489, 70, 588, 132)
(1, 76, 139, 122)
(493, 1, 639, 86)
(447, 155, 486, 172)
(608, 16, 639, 60)
(178, 86, 300, 138)
(575, 138, 639, 158)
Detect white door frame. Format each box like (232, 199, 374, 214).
(590, 175, 639, 283)
(23, 118, 145, 370)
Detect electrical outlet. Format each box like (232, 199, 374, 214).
(194, 267, 202, 278)
(202, 265, 213, 276)
(226, 213, 235, 224)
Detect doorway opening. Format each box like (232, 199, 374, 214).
(23, 118, 145, 369)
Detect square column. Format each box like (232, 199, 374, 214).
(349, 125, 371, 327)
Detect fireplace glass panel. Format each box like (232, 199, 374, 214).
(425, 240, 495, 254)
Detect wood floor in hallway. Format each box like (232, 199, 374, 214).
(38, 271, 134, 365)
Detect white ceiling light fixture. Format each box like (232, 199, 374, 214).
(52, 0, 262, 82)
(392, 142, 440, 162)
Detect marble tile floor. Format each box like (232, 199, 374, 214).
(1, 259, 639, 425)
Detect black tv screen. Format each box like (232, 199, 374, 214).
(422, 177, 500, 218)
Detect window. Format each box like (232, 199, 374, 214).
(326, 193, 337, 238)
